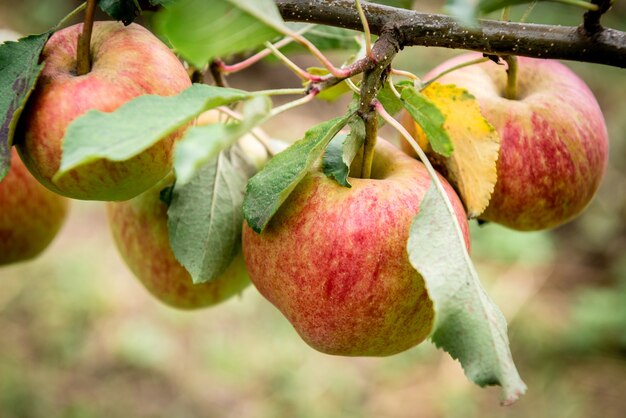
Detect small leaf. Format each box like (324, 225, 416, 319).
(168, 146, 254, 284)
(0, 32, 51, 181)
(401, 86, 454, 157)
(416, 82, 500, 218)
(244, 114, 352, 233)
(54, 84, 250, 183)
(408, 181, 527, 405)
(322, 118, 366, 187)
(174, 95, 271, 185)
(155, 0, 286, 67)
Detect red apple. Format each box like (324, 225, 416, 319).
(107, 174, 250, 309)
(242, 138, 470, 356)
(1, 148, 69, 265)
(404, 54, 608, 231)
(16, 21, 191, 201)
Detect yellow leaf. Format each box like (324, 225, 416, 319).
(412, 82, 500, 218)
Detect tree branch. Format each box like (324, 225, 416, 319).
(275, 0, 626, 68)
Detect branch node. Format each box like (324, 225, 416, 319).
(581, 0, 614, 36)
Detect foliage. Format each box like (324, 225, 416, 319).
(0, 0, 624, 410)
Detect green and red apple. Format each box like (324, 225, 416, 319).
(1, 148, 69, 266)
(242, 138, 470, 356)
(107, 174, 250, 309)
(16, 21, 191, 201)
(106, 111, 287, 309)
(403, 54, 608, 231)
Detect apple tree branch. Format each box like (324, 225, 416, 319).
(275, 0, 626, 68)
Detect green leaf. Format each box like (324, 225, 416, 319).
(408, 181, 527, 405)
(243, 114, 352, 233)
(155, 0, 286, 67)
(168, 146, 254, 284)
(322, 118, 366, 187)
(174, 95, 271, 185)
(377, 83, 405, 118)
(401, 86, 453, 157)
(0, 32, 51, 181)
(54, 84, 250, 183)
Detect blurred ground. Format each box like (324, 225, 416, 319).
(1, 1, 625, 418)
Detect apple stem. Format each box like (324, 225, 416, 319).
(356, 30, 399, 179)
(76, 0, 97, 76)
(360, 112, 377, 179)
(504, 55, 518, 100)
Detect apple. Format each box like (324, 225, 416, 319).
(16, 21, 192, 201)
(105, 113, 287, 309)
(242, 138, 470, 356)
(1, 148, 69, 265)
(402, 54, 609, 231)
(107, 174, 250, 309)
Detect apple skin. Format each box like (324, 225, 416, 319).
(107, 174, 250, 310)
(1, 148, 69, 266)
(242, 138, 470, 356)
(16, 21, 192, 201)
(402, 54, 609, 231)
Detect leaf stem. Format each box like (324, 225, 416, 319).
(219, 26, 311, 74)
(56, 2, 87, 30)
(354, 0, 372, 58)
(253, 87, 307, 96)
(282, 28, 349, 78)
(503, 55, 518, 100)
(264, 41, 320, 81)
(76, 0, 96, 75)
(268, 93, 316, 118)
(375, 101, 462, 227)
(423, 57, 490, 89)
(555, 0, 599, 10)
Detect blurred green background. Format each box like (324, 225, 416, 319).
(1, 1, 625, 417)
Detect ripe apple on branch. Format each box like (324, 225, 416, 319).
(0, 0, 624, 408)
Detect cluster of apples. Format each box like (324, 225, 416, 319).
(1, 22, 608, 357)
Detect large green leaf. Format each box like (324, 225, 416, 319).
(408, 181, 527, 405)
(155, 0, 287, 67)
(174, 95, 272, 185)
(54, 84, 250, 183)
(401, 86, 453, 157)
(243, 114, 352, 233)
(322, 117, 365, 187)
(168, 145, 255, 284)
(0, 32, 51, 181)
